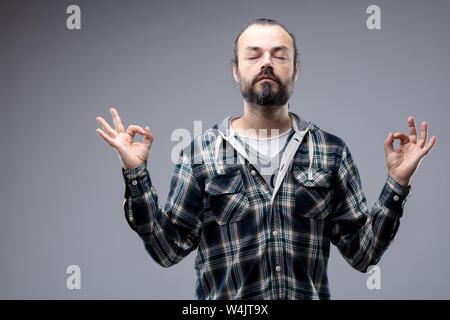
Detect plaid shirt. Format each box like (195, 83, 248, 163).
(121, 112, 412, 300)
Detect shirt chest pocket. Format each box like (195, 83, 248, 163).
(293, 166, 334, 220)
(205, 169, 250, 225)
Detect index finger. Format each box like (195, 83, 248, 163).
(393, 132, 410, 145)
(110, 107, 125, 133)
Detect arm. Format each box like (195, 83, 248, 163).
(329, 143, 411, 273)
(122, 150, 204, 268)
(329, 116, 436, 273)
(95, 107, 204, 268)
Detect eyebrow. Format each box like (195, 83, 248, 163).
(244, 45, 289, 52)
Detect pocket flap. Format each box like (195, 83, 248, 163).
(294, 166, 333, 188)
(205, 169, 244, 196)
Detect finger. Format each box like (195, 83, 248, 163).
(418, 121, 428, 148)
(110, 107, 125, 133)
(393, 132, 410, 145)
(384, 132, 395, 155)
(96, 116, 117, 138)
(96, 128, 118, 148)
(126, 125, 145, 139)
(408, 116, 417, 143)
(422, 135, 437, 155)
(142, 126, 154, 146)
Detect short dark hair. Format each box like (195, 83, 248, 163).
(231, 18, 299, 70)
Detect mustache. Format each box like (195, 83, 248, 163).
(253, 69, 280, 85)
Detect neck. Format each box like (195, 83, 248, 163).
(231, 101, 292, 138)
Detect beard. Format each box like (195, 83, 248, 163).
(239, 68, 295, 108)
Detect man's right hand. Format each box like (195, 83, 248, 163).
(96, 107, 154, 171)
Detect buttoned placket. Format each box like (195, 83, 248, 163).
(247, 161, 284, 299)
(271, 190, 284, 299)
(232, 124, 310, 299)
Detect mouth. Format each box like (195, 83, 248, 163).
(258, 77, 276, 83)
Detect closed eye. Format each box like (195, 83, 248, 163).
(247, 56, 286, 60)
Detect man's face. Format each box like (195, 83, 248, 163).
(233, 24, 299, 108)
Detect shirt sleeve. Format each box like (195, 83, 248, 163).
(329, 143, 412, 273)
(122, 150, 204, 268)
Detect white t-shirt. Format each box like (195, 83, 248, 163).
(230, 123, 293, 159)
(228, 117, 295, 192)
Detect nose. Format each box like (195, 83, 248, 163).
(261, 52, 273, 70)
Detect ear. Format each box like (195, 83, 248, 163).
(232, 63, 240, 83)
(294, 62, 300, 81)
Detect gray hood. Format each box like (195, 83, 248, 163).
(213, 111, 316, 204)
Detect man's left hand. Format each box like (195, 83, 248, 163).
(383, 117, 437, 187)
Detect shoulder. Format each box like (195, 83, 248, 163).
(175, 123, 223, 182)
(179, 124, 220, 160)
(309, 122, 347, 157)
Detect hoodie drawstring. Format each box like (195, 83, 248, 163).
(214, 134, 225, 174)
(307, 133, 314, 180)
(214, 134, 223, 172)
(214, 130, 249, 175)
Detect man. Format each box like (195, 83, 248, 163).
(95, 18, 436, 299)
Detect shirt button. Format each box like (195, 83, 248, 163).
(393, 195, 400, 201)
(132, 180, 137, 186)
(275, 265, 281, 272)
(272, 230, 278, 237)
(251, 170, 257, 176)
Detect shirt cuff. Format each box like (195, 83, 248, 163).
(379, 174, 412, 216)
(122, 161, 152, 197)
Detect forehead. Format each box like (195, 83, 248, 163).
(237, 24, 294, 53)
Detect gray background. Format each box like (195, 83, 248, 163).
(1, 0, 449, 299)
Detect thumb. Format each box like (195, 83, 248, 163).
(384, 132, 395, 155)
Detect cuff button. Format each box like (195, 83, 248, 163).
(393, 195, 400, 201)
